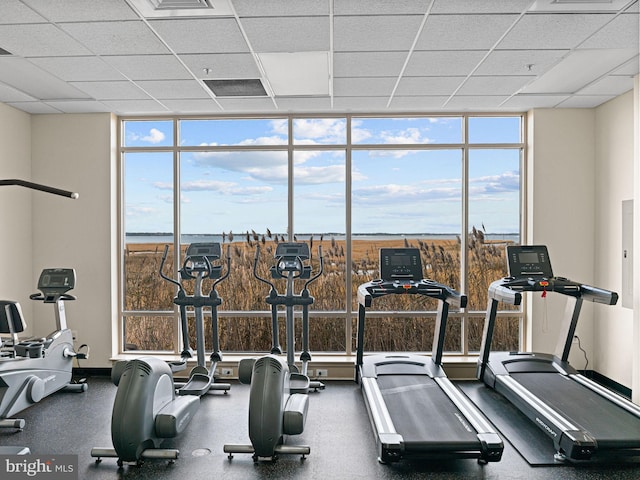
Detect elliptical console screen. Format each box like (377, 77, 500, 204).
(379, 248, 422, 281)
(186, 242, 221, 260)
(507, 245, 553, 278)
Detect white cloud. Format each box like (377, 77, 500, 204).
(134, 128, 166, 144)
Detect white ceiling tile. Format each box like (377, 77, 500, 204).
(415, 15, 519, 50)
(445, 95, 512, 110)
(234, 0, 329, 17)
(498, 13, 615, 49)
(556, 95, 617, 108)
(161, 98, 222, 113)
(395, 76, 465, 96)
(388, 95, 450, 110)
(334, 15, 424, 51)
(333, 96, 392, 111)
(521, 48, 637, 94)
(29, 56, 127, 82)
(529, 0, 633, 13)
(476, 49, 569, 76)
(259, 52, 330, 96)
(333, 77, 396, 97)
(334, 52, 407, 77)
(458, 75, 535, 95)
(241, 17, 329, 52)
(578, 75, 635, 95)
(579, 13, 640, 50)
(0, 57, 92, 100)
(334, 0, 431, 15)
(217, 97, 278, 111)
(405, 50, 487, 76)
(101, 99, 170, 114)
(275, 96, 332, 111)
(104, 55, 192, 80)
(135, 80, 210, 99)
(0, 24, 91, 57)
(44, 100, 111, 113)
(149, 18, 248, 54)
(21, 0, 139, 22)
(431, 0, 533, 14)
(180, 53, 261, 78)
(613, 55, 640, 75)
(0, 0, 48, 24)
(0, 82, 37, 102)
(70, 81, 151, 100)
(501, 94, 569, 108)
(61, 21, 170, 55)
(6, 101, 62, 114)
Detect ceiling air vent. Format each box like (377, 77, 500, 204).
(204, 79, 268, 97)
(149, 0, 213, 9)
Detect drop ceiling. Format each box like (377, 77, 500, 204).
(0, 0, 637, 115)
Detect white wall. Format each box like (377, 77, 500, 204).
(526, 108, 597, 367)
(0, 103, 35, 328)
(30, 113, 117, 368)
(593, 90, 635, 387)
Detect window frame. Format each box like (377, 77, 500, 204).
(118, 113, 527, 357)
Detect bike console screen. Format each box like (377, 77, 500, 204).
(507, 245, 553, 278)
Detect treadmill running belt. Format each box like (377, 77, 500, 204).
(377, 374, 478, 450)
(511, 372, 640, 447)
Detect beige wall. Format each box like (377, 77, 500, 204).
(526, 108, 597, 365)
(30, 113, 118, 368)
(0, 103, 34, 329)
(593, 90, 635, 387)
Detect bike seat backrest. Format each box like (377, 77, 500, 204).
(0, 301, 26, 334)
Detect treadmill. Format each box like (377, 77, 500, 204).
(356, 248, 503, 464)
(477, 244, 640, 461)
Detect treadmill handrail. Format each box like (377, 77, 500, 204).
(488, 277, 617, 305)
(357, 278, 467, 309)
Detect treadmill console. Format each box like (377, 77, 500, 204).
(379, 248, 422, 281)
(507, 245, 553, 278)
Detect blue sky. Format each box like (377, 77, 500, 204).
(123, 116, 521, 236)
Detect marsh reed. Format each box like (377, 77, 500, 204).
(123, 227, 518, 354)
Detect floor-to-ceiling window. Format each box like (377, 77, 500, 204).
(120, 114, 524, 357)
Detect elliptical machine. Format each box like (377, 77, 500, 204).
(0, 268, 88, 431)
(91, 242, 231, 466)
(224, 242, 324, 462)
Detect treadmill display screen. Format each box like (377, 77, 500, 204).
(379, 248, 422, 281)
(507, 245, 553, 278)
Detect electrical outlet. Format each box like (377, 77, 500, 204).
(221, 368, 233, 376)
(316, 369, 328, 378)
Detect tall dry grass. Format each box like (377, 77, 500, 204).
(123, 227, 518, 353)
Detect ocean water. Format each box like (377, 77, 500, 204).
(125, 233, 519, 244)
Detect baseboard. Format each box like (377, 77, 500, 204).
(580, 369, 632, 399)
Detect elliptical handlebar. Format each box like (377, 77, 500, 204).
(304, 245, 324, 291)
(212, 245, 232, 289)
(159, 245, 183, 292)
(253, 245, 276, 291)
(181, 253, 213, 280)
